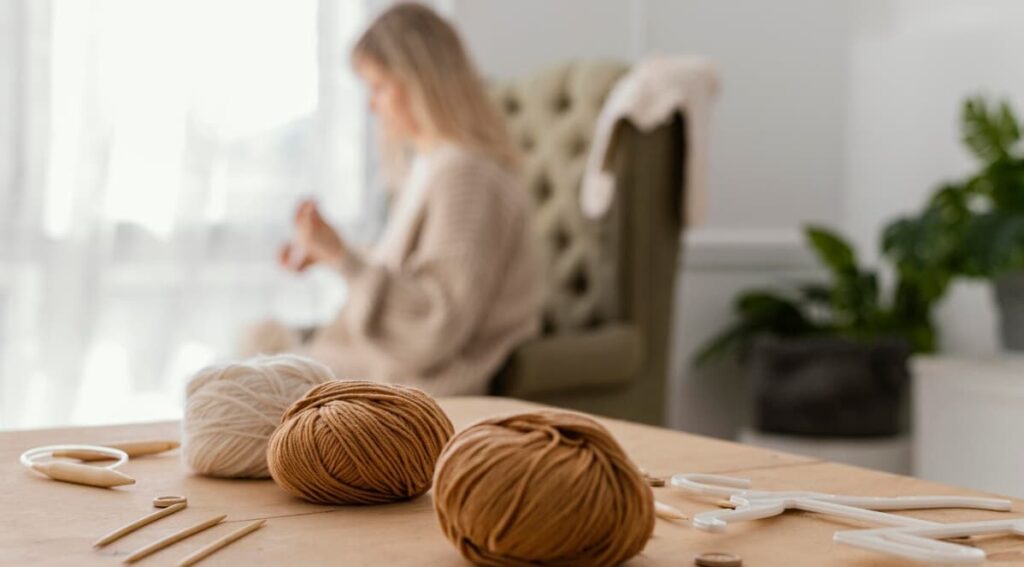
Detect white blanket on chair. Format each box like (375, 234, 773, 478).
(580, 56, 720, 225)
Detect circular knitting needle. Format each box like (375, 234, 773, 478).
(176, 520, 266, 567)
(123, 514, 226, 564)
(655, 501, 688, 521)
(21, 444, 133, 488)
(31, 461, 136, 488)
(94, 502, 188, 547)
(55, 440, 180, 461)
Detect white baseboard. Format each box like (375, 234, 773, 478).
(682, 227, 816, 271)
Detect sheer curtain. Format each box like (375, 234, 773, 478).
(0, 0, 371, 429)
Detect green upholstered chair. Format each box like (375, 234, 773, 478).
(489, 62, 686, 426)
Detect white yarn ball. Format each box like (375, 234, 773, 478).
(183, 354, 334, 478)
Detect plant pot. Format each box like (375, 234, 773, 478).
(994, 273, 1024, 351)
(750, 336, 910, 437)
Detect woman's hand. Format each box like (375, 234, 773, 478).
(279, 199, 347, 272)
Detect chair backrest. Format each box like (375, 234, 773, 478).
(492, 62, 628, 335)
(491, 61, 687, 423)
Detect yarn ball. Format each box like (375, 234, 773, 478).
(266, 380, 454, 505)
(183, 354, 333, 478)
(433, 410, 654, 566)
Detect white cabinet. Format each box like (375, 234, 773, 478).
(913, 356, 1024, 498)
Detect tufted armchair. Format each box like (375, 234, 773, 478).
(490, 62, 686, 425)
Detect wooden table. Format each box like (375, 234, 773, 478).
(2, 397, 1023, 566)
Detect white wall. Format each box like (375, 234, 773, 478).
(644, 0, 853, 231)
(451, 0, 634, 80)
(450, 0, 854, 232)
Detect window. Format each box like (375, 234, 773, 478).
(0, 0, 368, 428)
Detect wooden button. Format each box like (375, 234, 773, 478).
(695, 551, 742, 566)
(639, 468, 666, 487)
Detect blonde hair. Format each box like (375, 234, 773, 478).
(352, 3, 519, 177)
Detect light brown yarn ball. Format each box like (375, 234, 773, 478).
(433, 410, 654, 566)
(266, 380, 454, 505)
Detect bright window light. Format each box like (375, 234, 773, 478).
(4, 0, 366, 429)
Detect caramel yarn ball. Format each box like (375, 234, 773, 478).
(433, 410, 654, 566)
(266, 380, 454, 505)
(183, 354, 333, 478)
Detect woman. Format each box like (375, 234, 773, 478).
(252, 3, 540, 396)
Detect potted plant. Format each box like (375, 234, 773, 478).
(695, 226, 945, 437)
(885, 96, 1024, 349)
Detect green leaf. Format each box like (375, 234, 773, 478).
(907, 323, 937, 353)
(962, 96, 1021, 164)
(882, 182, 971, 286)
(963, 211, 1024, 274)
(692, 290, 820, 367)
(832, 270, 881, 328)
(985, 158, 1024, 212)
(804, 225, 858, 276)
(798, 283, 832, 304)
(735, 291, 812, 333)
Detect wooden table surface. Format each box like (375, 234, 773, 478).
(2, 396, 1023, 566)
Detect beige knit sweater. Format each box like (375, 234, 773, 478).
(302, 146, 541, 396)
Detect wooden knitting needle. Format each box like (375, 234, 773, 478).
(32, 461, 135, 488)
(176, 520, 266, 567)
(655, 501, 688, 521)
(54, 440, 180, 461)
(123, 515, 226, 564)
(94, 502, 188, 547)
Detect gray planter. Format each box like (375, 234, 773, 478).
(750, 336, 910, 437)
(995, 273, 1024, 351)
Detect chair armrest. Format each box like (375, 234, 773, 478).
(494, 323, 645, 398)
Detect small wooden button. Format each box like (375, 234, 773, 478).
(695, 551, 742, 567)
(153, 495, 187, 508)
(639, 468, 666, 487)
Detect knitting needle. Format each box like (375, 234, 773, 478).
(176, 520, 266, 567)
(123, 514, 226, 564)
(32, 461, 136, 488)
(54, 440, 180, 461)
(655, 501, 688, 521)
(94, 502, 188, 547)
